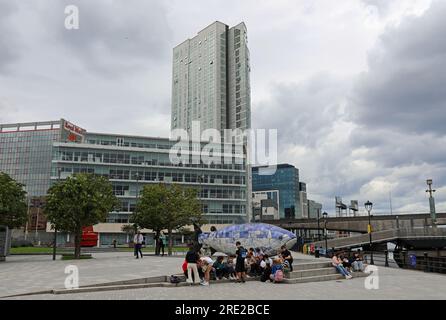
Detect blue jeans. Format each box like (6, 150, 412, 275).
(335, 265, 350, 276)
(352, 261, 364, 271)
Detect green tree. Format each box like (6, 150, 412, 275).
(44, 173, 119, 259)
(0, 172, 28, 228)
(121, 223, 137, 245)
(131, 183, 203, 255)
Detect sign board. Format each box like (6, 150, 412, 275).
(61, 119, 86, 143)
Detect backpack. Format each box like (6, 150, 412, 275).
(274, 269, 284, 283)
(170, 275, 181, 284)
(239, 248, 248, 259)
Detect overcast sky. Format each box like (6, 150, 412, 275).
(1, 0, 445, 215)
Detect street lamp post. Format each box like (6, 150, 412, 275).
(426, 179, 437, 227)
(365, 200, 374, 265)
(135, 172, 141, 207)
(317, 209, 321, 241)
(198, 175, 205, 214)
(34, 199, 42, 245)
(322, 211, 328, 256)
(53, 167, 62, 261)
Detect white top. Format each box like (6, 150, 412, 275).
(201, 256, 214, 265)
(260, 258, 273, 268)
(134, 234, 144, 244)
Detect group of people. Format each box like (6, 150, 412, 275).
(331, 249, 365, 279)
(182, 241, 294, 285)
(133, 230, 167, 259)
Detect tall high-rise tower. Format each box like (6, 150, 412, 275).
(171, 21, 251, 138)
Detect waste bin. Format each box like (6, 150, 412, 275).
(315, 248, 320, 258)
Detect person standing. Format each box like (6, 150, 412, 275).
(160, 232, 167, 256)
(133, 231, 144, 259)
(154, 232, 160, 256)
(235, 241, 247, 283)
(185, 245, 201, 284)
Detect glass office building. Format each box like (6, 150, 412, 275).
(52, 131, 248, 225)
(252, 164, 302, 219)
(0, 120, 63, 197)
(252, 164, 322, 219)
(1, 119, 249, 244)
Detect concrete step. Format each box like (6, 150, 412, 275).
(293, 261, 332, 271)
(287, 267, 337, 279)
(79, 275, 170, 288)
(283, 271, 368, 284)
(53, 276, 261, 295)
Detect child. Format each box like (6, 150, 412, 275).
(270, 258, 284, 283)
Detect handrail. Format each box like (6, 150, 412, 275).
(362, 250, 446, 274)
(310, 227, 446, 249)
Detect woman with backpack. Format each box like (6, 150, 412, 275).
(235, 241, 247, 283)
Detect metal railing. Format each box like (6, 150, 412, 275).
(312, 227, 446, 250)
(363, 250, 446, 274)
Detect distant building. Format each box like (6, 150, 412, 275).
(299, 182, 308, 218)
(307, 200, 323, 219)
(252, 164, 303, 218)
(252, 190, 279, 220)
(171, 21, 251, 138)
(0, 119, 249, 245)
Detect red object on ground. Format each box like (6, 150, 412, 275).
(81, 226, 98, 247)
(182, 260, 187, 273)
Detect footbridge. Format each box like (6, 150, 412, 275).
(264, 212, 446, 233)
(310, 227, 446, 250)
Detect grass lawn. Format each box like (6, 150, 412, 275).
(11, 246, 188, 254)
(10, 247, 72, 254)
(117, 246, 189, 252)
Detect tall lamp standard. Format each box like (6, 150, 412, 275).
(365, 200, 374, 265)
(317, 209, 321, 241)
(426, 179, 437, 227)
(135, 172, 141, 208)
(53, 167, 62, 261)
(322, 211, 328, 256)
(197, 175, 205, 214)
(34, 199, 42, 244)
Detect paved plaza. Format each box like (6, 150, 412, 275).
(0, 252, 184, 297)
(1, 252, 446, 300)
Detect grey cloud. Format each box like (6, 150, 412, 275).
(350, 1, 446, 136)
(253, 73, 350, 147)
(350, 129, 446, 168)
(361, 0, 393, 16)
(0, 1, 20, 73)
(42, 0, 173, 76)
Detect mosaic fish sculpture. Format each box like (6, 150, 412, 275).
(198, 223, 297, 256)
